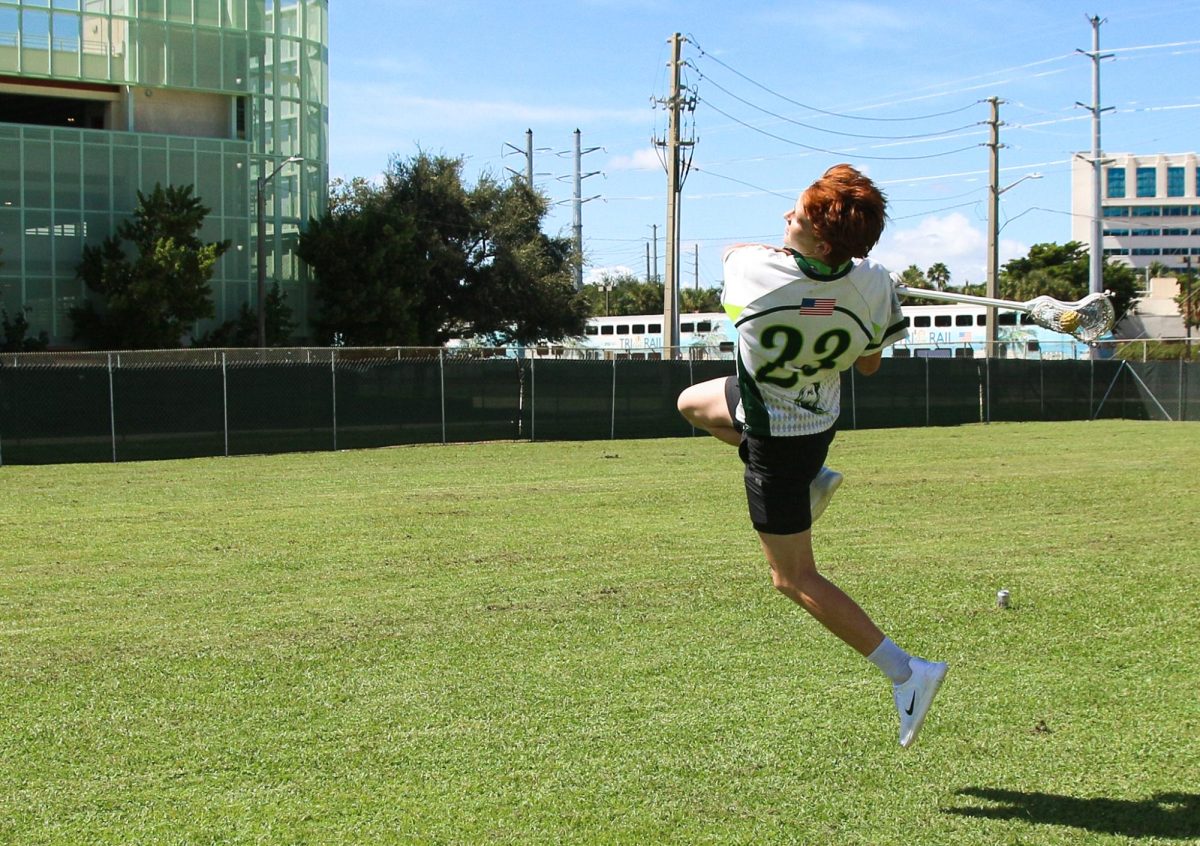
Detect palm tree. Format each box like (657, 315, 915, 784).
(926, 262, 951, 292)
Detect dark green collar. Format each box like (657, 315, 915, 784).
(785, 248, 853, 281)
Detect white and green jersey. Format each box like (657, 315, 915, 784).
(722, 245, 908, 437)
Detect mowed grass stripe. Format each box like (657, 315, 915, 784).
(0, 420, 1197, 845)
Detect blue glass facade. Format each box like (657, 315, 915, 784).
(0, 0, 329, 345)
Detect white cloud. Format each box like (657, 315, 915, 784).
(874, 211, 1031, 287)
(608, 147, 663, 172)
(585, 265, 636, 285)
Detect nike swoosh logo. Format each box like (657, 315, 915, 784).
(905, 693, 916, 715)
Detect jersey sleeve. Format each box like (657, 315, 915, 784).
(870, 285, 909, 351)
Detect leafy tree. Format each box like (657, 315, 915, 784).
(71, 184, 230, 349)
(2, 307, 50, 352)
(1176, 263, 1199, 333)
(926, 262, 951, 291)
(681, 285, 722, 313)
(999, 241, 1138, 319)
(297, 153, 587, 346)
(194, 283, 296, 347)
(897, 264, 927, 288)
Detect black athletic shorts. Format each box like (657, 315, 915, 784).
(727, 377, 836, 535)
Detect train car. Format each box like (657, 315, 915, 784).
(451, 303, 1093, 360)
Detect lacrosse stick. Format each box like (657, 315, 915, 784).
(892, 283, 1115, 342)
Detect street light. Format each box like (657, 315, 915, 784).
(256, 154, 303, 347)
(986, 172, 1042, 356)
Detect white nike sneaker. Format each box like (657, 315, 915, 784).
(893, 657, 948, 748)
(809, 466, 844, 523)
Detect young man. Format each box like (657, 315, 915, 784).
(677, 164, 947, 748)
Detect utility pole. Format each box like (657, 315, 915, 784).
(645, 241, 651, 282)
(651, 224, 658, 282)
(568, 128, 601, 290)
(1077, 15, 1114, 298)
(985, 97, 1002, 358)
(654, 33, 696, 359)
(694, 243, 699, 291)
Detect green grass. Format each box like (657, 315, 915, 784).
(1, 421, 1198, 845)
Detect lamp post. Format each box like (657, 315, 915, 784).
(256, 155, 303, 347)
(986, 172, 1042, 356)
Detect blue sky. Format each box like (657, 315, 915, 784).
(327, 0, 1200, 291)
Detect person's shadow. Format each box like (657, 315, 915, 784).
(945, 788, 1200, 840)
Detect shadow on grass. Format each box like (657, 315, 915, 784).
(946, 788, 1200, 840)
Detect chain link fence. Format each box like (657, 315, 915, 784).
(0, 348, 1195, 465)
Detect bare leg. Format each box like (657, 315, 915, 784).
(757, 529, 885, 657)
(676, 377, 740, 446)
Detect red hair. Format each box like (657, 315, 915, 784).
(802, 164, 888, 265)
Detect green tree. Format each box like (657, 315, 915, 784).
(1, 307, 50, 352)
(1176, 263, 1199, 333)
(681, 285, 722, 313)
(297, 153, 586, 346)
(898, 264, 927, 288)
(194, 283, 296, 347)
(926, 262, 951, 291)
(999, 241, 1138, 320)
(71, 184, 230, 349)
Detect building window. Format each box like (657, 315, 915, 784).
(1132, 206, 1161, 217)
(1104, 248, 1130, 256)
(1167, 167, 1185, 197)
(1103, 229, 1130, 236)
(1163, 205, 1187, 216)
(1131, 248, 1162, 256)
(1103, 206, 1128, 217)
(1130, 229, 1160, 237)
(1163, 228, 1189, 236)
(1106, 167, 1126, 198)
(1136, 167, 1156, 198)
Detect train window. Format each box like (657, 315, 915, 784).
(601, 325, 614, 335)
(585, 325, 599, 335)
(649, 323, 661, 333)
(976, 314, 986, 325)
(955, 314, 973, 326)
(998, 313, 1017, 326)
(913, 315, 931, 327)
(697, 321, 712, 332)
(616, 324, 630, 334)
(954, 348, 974, 358)
(934, 315, 952, 327)
(893, 347, 911, 357)
(1019, 314, 1034, 325)
(632, 323, 645, 334)
(719, 342, 734, 352)
(681, 322, 694, 332)
(1027, 341, 1040, 352)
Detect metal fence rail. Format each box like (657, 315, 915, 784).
(0, 349, 1195, 465)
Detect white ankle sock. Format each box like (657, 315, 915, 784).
(867, 637, 912, 684)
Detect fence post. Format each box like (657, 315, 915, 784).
(610, 357, 617, 440)
(849, 366, 857, 430)
(107, 353, 117, 462)
(1180, 358, 1186, 422)
(984, 356, 991, 424)
(925, 356, 930, 427)
(331, 348, 338, 452)
(222, 352, 229, 457)
(439, 349, 446, 444)
(530, 356, 536, 442)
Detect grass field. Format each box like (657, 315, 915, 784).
(1, 420, 1198, 845)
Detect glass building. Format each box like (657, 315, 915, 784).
(0, 0, 329, 346)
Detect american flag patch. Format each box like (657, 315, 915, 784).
(798, 297, 836, 315)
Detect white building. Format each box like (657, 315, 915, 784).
(1071, 152, 1200, 275)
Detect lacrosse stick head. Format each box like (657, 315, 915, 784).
(1028, 293, 1115, 341)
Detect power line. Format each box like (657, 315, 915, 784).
(699, 99, 981, 161)
(688, 35, 983, 122)
(696, 71, 983, 141)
